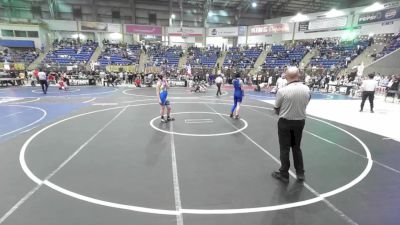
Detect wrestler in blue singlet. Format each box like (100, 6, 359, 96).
(159, 79, 169, 106)
(231, 75, 243, 116)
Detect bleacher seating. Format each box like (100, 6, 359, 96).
(186, 47, 219, 67)
(98, 44, 141, 66)
(224, 47, 261, 69)
(310, 40, 368, 68)
(377, 34, 400, 59)
(0, 49, 39, 64)
(263, 45, 307, 69)
(148, 45, 182, 67)
(43, 40, 98, 66)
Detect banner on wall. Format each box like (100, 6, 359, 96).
(358, 6, 400, 24)
(249, 23, 290, 36)
(207, 27, 238, 37)
(80, 21, 121, 32)
(167, 27, 204, 36)
(125, 24, 162, 36)
(308, 16, 348, 30)
(107, 24, 122, 33)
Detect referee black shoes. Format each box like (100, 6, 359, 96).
(271, 171, 289, 183)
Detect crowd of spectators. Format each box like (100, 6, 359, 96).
(0, 48, 39, 64)
(98, 40, 142, 66)
(186, 46, 220, 68)
(223, 46, 262, 69)
(147, 44, 182, 67)
(374, 33, 400, 60)
(42, 39, 98, 66)
(263, 42, 310, 69)
(310, 39, 368, 69)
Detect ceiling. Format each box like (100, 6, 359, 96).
(180, 0, 391, 17)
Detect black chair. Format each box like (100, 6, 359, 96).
(385, 89, 398, 103)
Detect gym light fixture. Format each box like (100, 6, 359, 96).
(290, 13, 309, 22)
(252, 2, 257, 8)
(325, 9, 345, 18)
(363, 2, 384, 12)
(171, 14, 176, 19)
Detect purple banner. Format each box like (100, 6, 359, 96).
(125, 24, 162, 36)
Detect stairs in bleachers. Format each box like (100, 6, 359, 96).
(338, 43, 385, 76)
(249, 47, 270, 75)
(138, 51, 147, 73)
(178, 52, 187, 69)
(364, 46, 400, 76)
(299, 48, 318, 69)
(215, 51, 226, 71)
(86, 46, 102, 70)
(27, 51, 46, 70)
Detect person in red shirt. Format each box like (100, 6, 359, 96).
(33, 69, 39, 81)
(135, 76, 141, 87)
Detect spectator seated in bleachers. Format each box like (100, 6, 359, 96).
(186, 46, 220, 68)
(223, 46, 262, 69)
(310, 39, 368, 69)
(98, 42, 142, 66)
(375, 33, 400, 60)
(42, 39, 98, 66)
(147, 44, 182, 67)
(0, 47, 39, 65)
(263, 42, 310, 69)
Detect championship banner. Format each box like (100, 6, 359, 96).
(249, 23, 290, 36)
(167, 27, 204, 36)
(358, 6, 400, 25)
(125, 24, 162, 36)
(208, 27, 238, 37)
(80, 21, 121, 32)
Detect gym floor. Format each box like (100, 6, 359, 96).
(0, 86, 399, 225)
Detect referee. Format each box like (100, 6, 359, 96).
(215, 74, 223, 96)
(360, 73, 378, 113)
(272, 67, 311, 183)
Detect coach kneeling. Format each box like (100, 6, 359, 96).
(272, 67, 311, 183)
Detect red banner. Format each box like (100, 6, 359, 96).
(125, 24, 162, 36)
(249, 23, 290, 35)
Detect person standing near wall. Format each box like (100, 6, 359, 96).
(272, 67, 311, 183)
(360, 73, 378, 113)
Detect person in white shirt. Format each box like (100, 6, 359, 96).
(266, 75, 273, 91)
(38, 71, 48, 94)
(360, 73, 378, 113)
(215, 75, 223, 96)
(276, 74, 287, 90)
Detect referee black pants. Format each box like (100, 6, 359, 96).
(278, 118, 305, 178)
(360, 91, 374, 111)
(39, 80, 48, 94)
(216, 83, 222, 96)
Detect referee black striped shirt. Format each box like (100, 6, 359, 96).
(274, 81, 311, 120)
